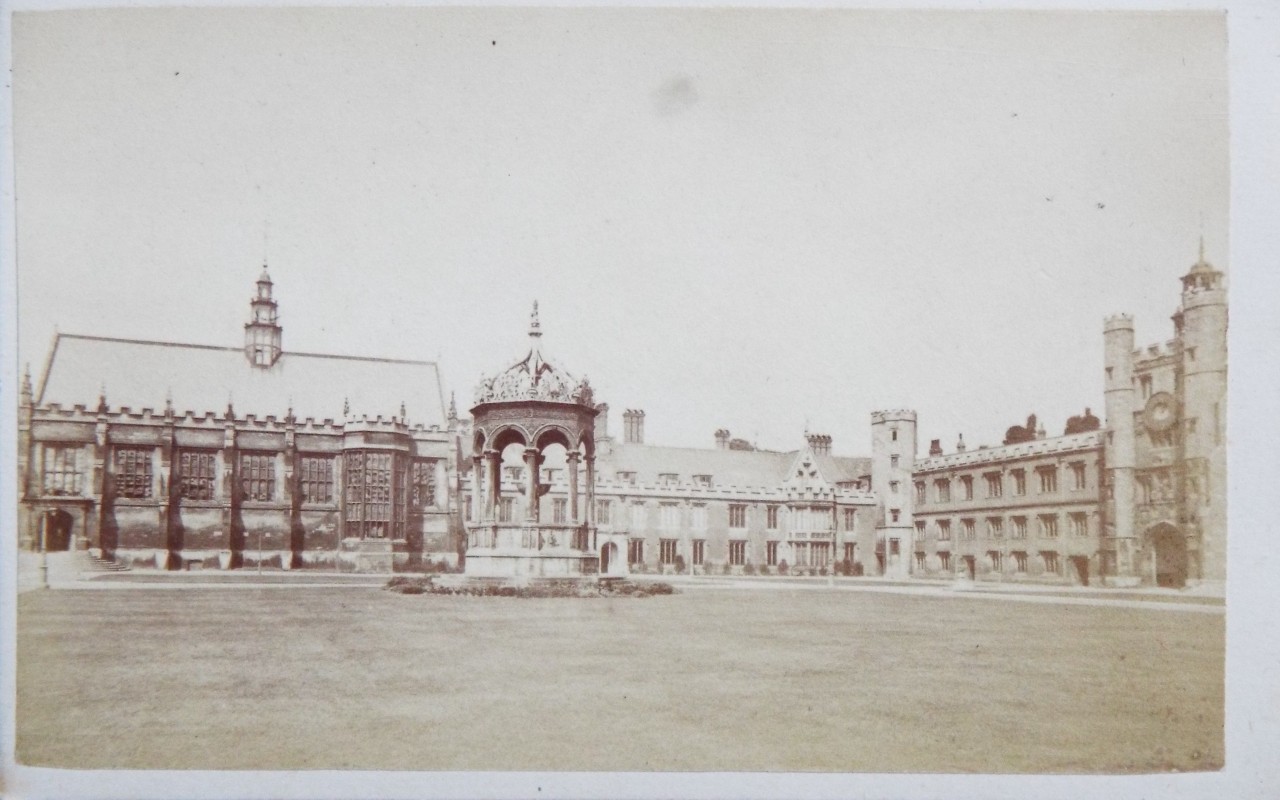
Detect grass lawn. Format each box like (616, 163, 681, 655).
(16, 586, 1223, 773)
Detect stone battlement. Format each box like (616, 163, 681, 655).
(1104, 313, 1135, 332)
(30, 404, 447, 437)
(1132, 339, 1181, 365)
(871, 409, 917, 423)
(914, 430, 1104, 473)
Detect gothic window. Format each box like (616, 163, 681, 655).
(693, 539, 707, 566)
(659, 503, 679, 530)
(960, 475, 974, 500)
(938, 520, 952, 541)
(1071, 462, 1087, 491)
(412, 458, 437, 508)
(915, 520, 926, 539)
(728, 540, 747, 566)
(988, 551, 1004, 572)
(934, 479, 951, 503)
(985, 472, 1003, 498)
(766, 541, 778, 566)
(915, 481, 926, 504)
(1012, 516, 1028, 539)
(114, 447, 153, 499)
(1042, 551, 1061, 575)
(595, 499, 611, 526)
(1070, 512, 1089, 537)
(42, 444, 85, 496)
(553, 498, 569, 524)
(728, 504, 747, 528)
(1012, 469, 1027, 496)
(1037, 466, 1058, 494)
(498, 497, 515, 524)
(659, 539, 679, 565)
(300, 456, 335, 505)
(240, 452, 276, 501)
(939, 551, 952, 571)
(961, 518, 975, 540)
(767, 505, 779, 529)
(1039, 514, 1060, 539)
(627, 538, 645, 565)
(691, 504, 708, 530)
(1012, 551, 1028, 573)
(344, 451, 404, 539)
(987, 517, 1004, 539)
(179, 450, 217, 501)
(843, 508, 856, 530)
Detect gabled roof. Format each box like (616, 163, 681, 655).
(597, 442, 869, 491)
(37, 334, 446, 426)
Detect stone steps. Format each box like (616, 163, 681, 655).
(86, 555, 131, 572)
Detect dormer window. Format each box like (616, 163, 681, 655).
(658, 473, 679, 487)
(616, 471, 637, 486)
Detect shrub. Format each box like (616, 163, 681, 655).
(674, 554, 686, 575)
(743, 563, 756, 576)
(721, 562, 732, 576)
(759, 564, 771, 576)
(778, 560, 789, 575)
(853, 561, 865, 577)
(818, 566, 828, 577)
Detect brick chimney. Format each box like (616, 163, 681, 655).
(929, 438, 943, 456)
(623, 409, 646, 444)
(806, 433, 832, 456)
(714, 429, 731, 449)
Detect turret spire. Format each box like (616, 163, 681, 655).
(20, 363, 33, 406)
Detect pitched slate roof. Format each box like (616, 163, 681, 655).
(597, 442, 870, 490)
(37, 334, 447, 426)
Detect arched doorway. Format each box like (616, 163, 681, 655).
(1149, 524, 1187, 588)
(600, 542, 619, 575)
(43, 510, 73, 552)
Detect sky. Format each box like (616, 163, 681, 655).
(11, 8, 1228, 457)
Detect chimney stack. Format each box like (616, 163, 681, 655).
(623, 409, 646, 444)
(929, 438, 943, 457)
(714, 429, 731, 450)
(806, 433, 832, 456)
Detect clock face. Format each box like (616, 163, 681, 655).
(1144, 392, 1178, 432)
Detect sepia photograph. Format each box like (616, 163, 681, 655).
(2, 2, 1276, 798)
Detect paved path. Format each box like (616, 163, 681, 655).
(20, 568, 1225, 613)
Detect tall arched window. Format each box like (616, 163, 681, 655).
(344, 451, 409, 539)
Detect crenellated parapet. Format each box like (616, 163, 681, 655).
(871, 409, 917, 424)
(915, 430, 1104, 473)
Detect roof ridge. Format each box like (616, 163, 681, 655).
(50, 333, 437, 366)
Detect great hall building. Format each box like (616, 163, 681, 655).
(17, 250, 1226, 589)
